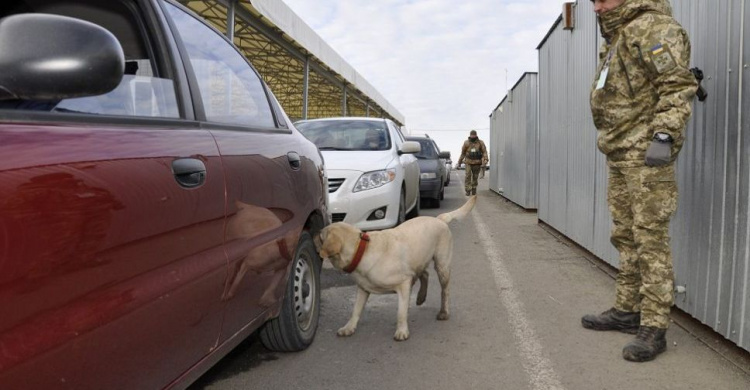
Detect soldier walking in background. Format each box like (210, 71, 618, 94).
(581, 0, 698, 362)
(456, 130, 488, 196)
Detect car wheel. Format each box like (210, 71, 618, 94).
(260, 231, 321, 352)
(397, 188, 406, 225)
(406, 192, 420, 219)
(439, 184, 445, 200)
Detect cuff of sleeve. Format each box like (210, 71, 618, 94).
(652, 129, 678, 142)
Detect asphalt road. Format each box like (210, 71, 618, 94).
(189, 171, 750, 390)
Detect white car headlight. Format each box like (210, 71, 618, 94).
(353, 169, 397, 192)
(420, 172, 437, 180)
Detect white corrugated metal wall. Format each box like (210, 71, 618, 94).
(537, 0, 750, 351)
(490, 101, 504, 193)
(489, 73, 539, 209)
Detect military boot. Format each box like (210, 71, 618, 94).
(622, 326, 667, 362)
(581, 308, 639, 334)
(471, 189, 476, 195)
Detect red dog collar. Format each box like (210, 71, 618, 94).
(344, 232, 370, 273)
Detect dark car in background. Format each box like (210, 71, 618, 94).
(0, 1, 328, 389)
(406, 136, 450, 207)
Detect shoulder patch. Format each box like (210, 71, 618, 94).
(649, 43, 676, 74)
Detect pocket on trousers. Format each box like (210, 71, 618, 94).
(640, 163, 675, 182)
(638, 165, 678, 220)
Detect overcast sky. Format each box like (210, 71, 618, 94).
(283, 0, 575, 162)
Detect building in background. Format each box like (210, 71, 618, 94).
(489, 72, 539, 210)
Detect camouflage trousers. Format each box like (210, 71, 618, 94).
(608, 164, 678, 329)
(464, 164, 482, 194)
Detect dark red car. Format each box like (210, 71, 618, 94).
(0, 1, 328, 388)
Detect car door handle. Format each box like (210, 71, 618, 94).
(172, 158, 206, 188)
(287, 152, 301, 170)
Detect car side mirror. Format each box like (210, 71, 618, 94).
(0, 14, 125, 101)
(438, 151, 451, 159)
(398, 141, 421, 155)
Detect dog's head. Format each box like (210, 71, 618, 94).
(314, 223, 350, 268)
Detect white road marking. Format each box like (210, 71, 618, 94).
(471, 207, 565, 390)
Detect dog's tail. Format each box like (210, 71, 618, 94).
(437, 196, 476, 224)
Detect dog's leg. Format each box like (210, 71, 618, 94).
(394, 281, 412, 341)
(416, 271, 429, 306)
(337, 287, 369, 337)
(434, 242, 452, 321)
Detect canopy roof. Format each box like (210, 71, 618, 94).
(178, 0, 405, 125)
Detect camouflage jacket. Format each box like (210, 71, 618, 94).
(590, 0, 698, 167)
(458, 139, 488, 166)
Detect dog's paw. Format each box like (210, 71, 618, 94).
(416, 294, 426, 306)
(436, 311, 450, 321)
(393, 328, 410, 341)
(337, 326, 356, 337)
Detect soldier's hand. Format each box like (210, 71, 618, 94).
(645, 140, 671, 167)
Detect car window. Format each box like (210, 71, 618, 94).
(409, 139, 438, 159)
(391, 121, 406, 143)
(0, 0, 179, 118)
(163, 2, 275, 128)
(295, 120, 391, 151)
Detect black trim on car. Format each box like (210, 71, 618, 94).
(200, 122, 292, 134)
(0, 110, 203, 129)
(144, 0, 196, 120)
(158, 0, 207, 121)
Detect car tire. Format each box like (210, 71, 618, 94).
(260, 231, 321, 352)
(406, 192, 420, 219)
(397, 188, 406, 226)
(439, 184, 445, 200)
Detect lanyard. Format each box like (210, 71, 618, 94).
(603, 34, 620, 68)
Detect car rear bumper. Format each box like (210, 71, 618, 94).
(419, 178, 441, 199)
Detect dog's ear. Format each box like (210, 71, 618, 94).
(313, 230, 324, 252)
(319, 229, 342, 259)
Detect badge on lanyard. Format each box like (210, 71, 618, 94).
(596, 46, 617, 90)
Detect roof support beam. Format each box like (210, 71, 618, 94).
(215, 0, 344, 90)
(225, 0, 235, 41)
(342, 85, 347, 116)
(303, 56, 309, 119)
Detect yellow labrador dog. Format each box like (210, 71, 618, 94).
(314, 196, 476, 341)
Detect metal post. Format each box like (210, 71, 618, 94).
(342, 85, 347, 116)
(303, 56, 309, 119)
(226, 0, 235, 41)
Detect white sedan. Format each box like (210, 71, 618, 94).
(295, 117, 421, 230)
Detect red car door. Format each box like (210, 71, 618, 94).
(0, 1, 226, 389)
(162, 2, 309, 339)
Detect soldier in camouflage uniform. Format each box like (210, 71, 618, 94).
(457, 130, 488, 196)
(581, 0, 698, 362)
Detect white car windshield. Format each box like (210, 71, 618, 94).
(296, 120, 391, 151)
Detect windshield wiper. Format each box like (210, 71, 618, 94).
(318, 147, 353, 151)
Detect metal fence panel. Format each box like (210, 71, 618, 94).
(490, 73, 539, 209)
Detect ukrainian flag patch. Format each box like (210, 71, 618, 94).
(649, 43, 676, 74)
